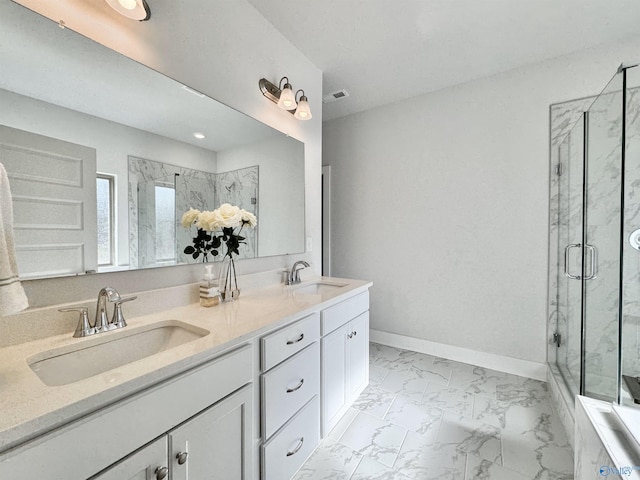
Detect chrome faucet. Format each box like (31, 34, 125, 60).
(95, 287, 121, 333)
(287, 261, 310, 285)
(59, 287, 136, 338)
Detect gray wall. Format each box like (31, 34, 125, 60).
(324, 36, 640, 367)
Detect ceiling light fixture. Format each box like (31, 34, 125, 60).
(259, 77, 312, 121)
(193, 132, 205, 139)
(105, 0, 151, 21)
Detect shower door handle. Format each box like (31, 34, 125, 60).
(564, 244, 582, 279)
(584, 244, 598, 280)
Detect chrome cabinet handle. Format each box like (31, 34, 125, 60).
(176, 451, 188, 465)
(286, 333, 304, 345)
(564, 243, 582, 279)
(286, 378, 304, 393)
(584, 244, 598, 280)
(286, 437, 304, 457)
(155, 466, 169, 480)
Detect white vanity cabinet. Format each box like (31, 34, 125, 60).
(94, 385, 253, 480)
(0, 345, 254, 480)
(260, 313, 321, 480)
(321, 292, 370, 436)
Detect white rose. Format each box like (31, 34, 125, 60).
(215, 203, 242, 228)
(239, 209, 257, 227)
(181, 208, 200, 228)
(196, 210, 220, 231)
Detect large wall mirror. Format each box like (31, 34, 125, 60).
(0, 2, 305, 279)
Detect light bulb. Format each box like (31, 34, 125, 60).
(294, 96, 312, 120)
(118, 0, 137, 9)
(277, 82, 297, 111)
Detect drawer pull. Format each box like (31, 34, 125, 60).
(286, 378, 305, 393)
(176, 451, 188, 465)
(155, 467, 169, 480)
(286, 437, 304, 457)
(286, 333, 304, 345)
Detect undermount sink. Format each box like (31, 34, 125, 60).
(27, 321, 209, 387)
(290, 280, 348, 296)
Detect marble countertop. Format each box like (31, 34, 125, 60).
(0, 276, 371, 453)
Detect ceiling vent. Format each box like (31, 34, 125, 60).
(322, 89, 349, 104)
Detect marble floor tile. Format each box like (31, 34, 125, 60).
(465, 454, 532, 480)
(407, 351, 435, 370)
(502, 415, 573, 479)
(384, 394, 442, 436)
(393, 430, 467, 480)
(351, 384, 396, 419)
(372, 346, 417, 372)
(496, 376, 549, 406)
(378, 369, 428, 398)
(369, 365, 390, 386)
(327, 407, 359, 441)
(438, 413, 502, 465)
(350, 457, 412, 480)
(422, 383, 475, 417)
(298, 343, 575, 480)
(449, 366, 498, 397)
(370, 342, 385, 363)
(410, 360, 452, 386)
(338, 411, 407, 468)
(292, 438, 362, 480)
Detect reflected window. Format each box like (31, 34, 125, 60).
(155, 182, 176, 262)
(97, 174, 115, 266)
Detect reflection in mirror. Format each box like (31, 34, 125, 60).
(0, 1, 305, 279)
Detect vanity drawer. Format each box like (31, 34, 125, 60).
(261, 342, 320, 439)
(261, 312, 320, 371)
(321, 291, 369, 335)
(261, 395, 320, 480)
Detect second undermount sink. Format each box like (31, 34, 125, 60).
(291, 280, 348, 296)
(28, 320, 209, 387)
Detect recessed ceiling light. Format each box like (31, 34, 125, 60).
(193, 132, 205, 139)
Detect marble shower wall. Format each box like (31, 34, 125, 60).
(128, 157, 258, 268)
(548, 81, 640, 403)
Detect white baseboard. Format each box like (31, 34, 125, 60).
(370, 329, 548, 381)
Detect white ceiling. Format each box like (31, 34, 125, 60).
(247, 0, 640, 121)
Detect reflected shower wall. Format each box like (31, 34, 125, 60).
(129, 156, 258, 269)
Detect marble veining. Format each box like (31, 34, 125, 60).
(128, 156, 258, 268)
(296, 343, 575, 480)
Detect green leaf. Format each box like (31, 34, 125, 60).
(184, 246, 195, 254)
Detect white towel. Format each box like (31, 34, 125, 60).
(0, 162, 28, 316)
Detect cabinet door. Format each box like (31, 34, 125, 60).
(91, 437, 168, 480)
(169, 385, 253, 480)
(321, 323, 349, 436)
(347, 312, 369, 400)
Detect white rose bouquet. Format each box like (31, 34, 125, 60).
(181, 204, 257, 262)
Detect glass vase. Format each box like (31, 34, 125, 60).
(218, 255, 240, 302)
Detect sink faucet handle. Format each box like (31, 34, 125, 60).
(110, 295, 137, 329)
(59, 307, 95, 338)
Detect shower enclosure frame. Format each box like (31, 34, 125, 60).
(548, 63, 640, 422)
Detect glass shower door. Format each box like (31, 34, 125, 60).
(556, 116, 585, 397)
(583, 72, 624, 402)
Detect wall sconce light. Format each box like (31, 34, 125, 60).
(259, 77, 313, 121)
(105, 0, 151, 21)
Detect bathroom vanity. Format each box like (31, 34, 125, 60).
(0, 276, 371, 479)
